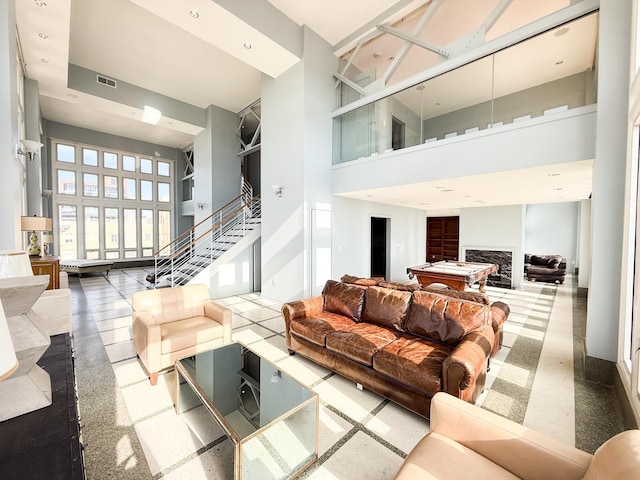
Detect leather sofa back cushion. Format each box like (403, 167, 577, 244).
(378, 281, 421, 292)
(420, 286, 490, 305)
(361, 286, 412, 331)
(340, 274, 383, 286)
(405, 291, 489, 345)
(322, 280, 366, 321)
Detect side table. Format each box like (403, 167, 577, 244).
(30, 255, 60, 290)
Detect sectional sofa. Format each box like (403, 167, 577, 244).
(282, 279, 506, 418)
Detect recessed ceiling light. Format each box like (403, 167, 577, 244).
(554, 27, 570, 37)
(373, 52, 382, 58)
(38, 33, 49, 40)
(40, 58, 49, 63)
(388, 56, 395, 61)
(434, 102, 440, 106)
(553, 188, 563, 191)
(189, 10, 199, 18)
(555, 60, 564, 65)
(243, 43, 252, 49)
(464, 195, 471, 198)
(34, 0, 47, 6)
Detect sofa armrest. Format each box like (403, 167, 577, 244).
(428, 392, 591, 480)
(442, 325, 494, 402)
(132, 311, 162, 374)
(204, 300, 233, 344)
(281, 296, 323, 326)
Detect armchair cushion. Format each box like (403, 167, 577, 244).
(160, 316, 226, 353)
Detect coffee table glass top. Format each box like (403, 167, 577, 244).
(175, 342, 318, 479)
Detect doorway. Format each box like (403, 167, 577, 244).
(371, 217, 389, 279)
(392, 116, 405, 150)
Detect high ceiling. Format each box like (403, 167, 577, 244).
(15, 0, 595, 213)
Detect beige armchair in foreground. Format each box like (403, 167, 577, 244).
(393, 392, 640, 480)
(132, 284, 232, 385)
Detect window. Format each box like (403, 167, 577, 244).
(104, 152, 118, 169)
(141, 180, 153, 201)
(124, 209, 137, 249)
(141, 158, 153, 174)
(158, 182, 170, 202)
(158, 161, 170, 176)
(58, 205, 77, 260)
(84, 207, 100, 253)
(83, 173, 98, 197)
(83, 148, 98, 166)
(52, 140, 174, 260)
(104, 208, 119, 249)
(57, 144, 75, 163)
(104, 175, 118, 198)
(58, 170, 76, 195)
(123, 178, 137, 200)
(123, 155, 136, 172)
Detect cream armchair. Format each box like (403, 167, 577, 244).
(132, 284, 232, 385)
(393, 392, 640, 480)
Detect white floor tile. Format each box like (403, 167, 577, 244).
(313, 375, 384, 424)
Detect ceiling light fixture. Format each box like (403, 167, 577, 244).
(40, 58, 49, 63)
(34, 0, 47, 6)
(388, 56, 395, 61)
(189, 10, 199, 18)
(373, 52, 382, 58)
(38, 33, 49, 40)
(243, 43, 252, 49)
(555, 60, 564, 65)
(142, 106, 162, 125)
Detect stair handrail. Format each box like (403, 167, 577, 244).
(152, 181, 260, 287)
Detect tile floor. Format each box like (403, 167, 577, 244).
(69, 268, 622, 479)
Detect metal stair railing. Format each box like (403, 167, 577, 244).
(153, 180, 260, 287)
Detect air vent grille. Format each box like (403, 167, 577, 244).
(97, 75, 117, 88)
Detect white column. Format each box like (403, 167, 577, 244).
(586, 1, 632, 362)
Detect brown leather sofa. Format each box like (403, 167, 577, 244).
(525, 254, 567, 284)
(282, 279, 496, 418)
(343, 275, 510, 361)
(393, 391, 640, 480)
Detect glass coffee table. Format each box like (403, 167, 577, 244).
(175, 342, 319, 479)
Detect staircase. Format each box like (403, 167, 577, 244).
(152, 181, 261, 288)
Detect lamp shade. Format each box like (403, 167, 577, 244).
(0, 251, 34, 278)
(0, 302, 18, 382)
(21, 216, 52, 232)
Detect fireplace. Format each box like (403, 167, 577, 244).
(464, 248, 513, 289)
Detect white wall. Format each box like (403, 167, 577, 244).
(524, 202, 579, 269)
(459, 204, 526, 288)
(332, 196, 426, 283)
(261, 27, 336, 302)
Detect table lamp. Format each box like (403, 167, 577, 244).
(21, 215, 53, 256)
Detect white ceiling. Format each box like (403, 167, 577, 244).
(15, 0, 595, 213)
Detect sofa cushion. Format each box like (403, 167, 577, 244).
(547, 255, 564, 269)
(289, 312, 356, 346)
(405, 291, 489, 345)
(326, 322, 401, 366)
(362, 286, 412, 332)
(378, 281, 421, 292)
(160, 316, 225, 354)
(527, 265, 566, 276)
(322, 280, 366, 321)
(340, 274, 383, 286)
(420, 286, 490, 305)
(373, 335, 452, 394)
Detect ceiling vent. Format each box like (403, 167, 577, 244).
(96, 75, 117, 88)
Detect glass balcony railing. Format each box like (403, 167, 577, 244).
(333, 12, 598, 165)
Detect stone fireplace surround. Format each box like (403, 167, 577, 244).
(463, 248, 514, 289)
